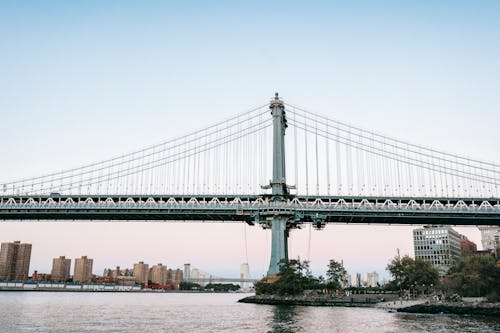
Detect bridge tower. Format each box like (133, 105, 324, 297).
(266, 93, 291, 276)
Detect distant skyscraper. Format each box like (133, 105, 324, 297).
(150, 263, 168, 285)
(190, 267, 206, 285)
(184, 263, 191, 282)
(73, 256, 93, 283)
(51, 256, 71, 282)
(0, 241, 32, 281)
(133, 261, 149, 284)
(413, 226, 461, 276)
(478, 226, 500, 252)
(240, 263, 250, 290)
(167, 268, 183, 289)
(352, 273, 361, 287)
(365, 271, 379, 287)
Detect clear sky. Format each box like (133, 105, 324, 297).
(1, 1, 499, 279)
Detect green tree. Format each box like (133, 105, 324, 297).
(443, 255, 500, 298)
(204, 283, 240, 292)
(386, 255, 439, 292)
(411, 258, 440, 292)
(254, 258, 322, 296)
(273, 259, 308, 295)
(179, 282, 201, 290)
(325, 259, 347, 290)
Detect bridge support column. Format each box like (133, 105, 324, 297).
(267, 216, 289, 276)
(265, 93, 292, 277)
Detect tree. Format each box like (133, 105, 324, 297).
(273, 259, 308, 295)
(254, 258, 322, 296)
(386, 255, 413, 290)
(411, 258, 440, 292)
(325, 259, 347, 290)
(443, 255, 500, 298)
(204, 283, 240, 292)
(386, 255, 439, 292)
(179, 281, 201, 290)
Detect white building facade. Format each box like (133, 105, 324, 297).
(413, 226, 461, 276)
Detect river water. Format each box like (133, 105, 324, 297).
(0, 292, 498, 333)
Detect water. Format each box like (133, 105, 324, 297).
(0, 292, 498, 333)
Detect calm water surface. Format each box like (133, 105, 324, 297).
(0, 292, 498, 333)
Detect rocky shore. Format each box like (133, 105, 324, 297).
(238, 294, 393, 307)
(397, 302, 500, 317)
(239, 294, 500, 317)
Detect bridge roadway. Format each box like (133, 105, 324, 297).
(1, 194, 500, 226)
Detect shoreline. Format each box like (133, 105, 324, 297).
(239, 295, 500, 317)
(397, 303, 500, 317)
(238, 294, 392, 307)
(0, 288, 250, 294)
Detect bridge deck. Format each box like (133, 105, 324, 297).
(1, 194, 500, 226)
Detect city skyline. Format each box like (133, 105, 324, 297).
(1, 1, 500, 279)
(0, 224, 484, 281)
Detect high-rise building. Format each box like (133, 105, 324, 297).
(73, 256, 93, 283)
(167, 268, 183, 289)
(150, 263, 167, 285)
(0, 241, 32, 281)
(494, 234, 500, 259)
(51, 256, 71, 282)
(460, 235, 477, 256)
(413, 226, 461, 276)
(478, 226, 500, 252)
(103, 266, 134, 279)
(365, 271, 379, 287)
(240, 263, 250, 290)
(133, 261, 149, 284)
(190, 268, 206, 285)
(184, 263, 191, 282)
(352, 273, 361, 287)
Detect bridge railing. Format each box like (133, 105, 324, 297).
(1, 195, 499, 212)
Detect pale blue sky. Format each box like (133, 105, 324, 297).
(1, 1, 499, 278)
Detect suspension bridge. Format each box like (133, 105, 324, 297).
(1, 94, 500, 275)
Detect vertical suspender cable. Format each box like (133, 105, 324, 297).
(294, 108, 299, 192)
(325, 121, 330, 195)
(304, 116, 309, 196)
(315, 120, 319, 195)
(307, 223, 312, 262)
(243, 223, 249, 264)
(336, 129, 341, 195)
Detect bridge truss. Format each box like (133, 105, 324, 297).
(1, 194, 499, 226)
